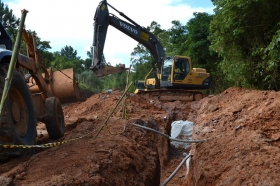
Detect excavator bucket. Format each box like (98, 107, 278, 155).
(94, 64, 129, 77)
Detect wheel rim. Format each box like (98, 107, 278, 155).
(10, 87, 28, 137)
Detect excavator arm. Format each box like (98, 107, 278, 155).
(91, 0, 165, 86)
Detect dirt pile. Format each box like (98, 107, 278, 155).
(0, 87, 279, 186)
(185, 87, 280, 186)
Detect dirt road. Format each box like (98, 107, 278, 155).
(0, 87, 279, 185)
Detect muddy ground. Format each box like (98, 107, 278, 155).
(0, 87, 279, 186)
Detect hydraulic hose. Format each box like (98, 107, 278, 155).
(131, 123, 207, 143)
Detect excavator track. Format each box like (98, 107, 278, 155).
(136, 89, 204, 102)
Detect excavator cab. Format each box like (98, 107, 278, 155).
(162, 56, 190, 82)
(145, 55, 210, 90)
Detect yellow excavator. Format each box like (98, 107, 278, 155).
(91, 0, 211, 101)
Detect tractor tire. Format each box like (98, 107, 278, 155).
(0, 64, 37, 161)
(44, 97, 65, 140)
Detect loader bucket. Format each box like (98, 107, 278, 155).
(50, 68, 81, 104)
(27, 68, 81, 104)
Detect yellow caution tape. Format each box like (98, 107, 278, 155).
(0, 135, 86, 149)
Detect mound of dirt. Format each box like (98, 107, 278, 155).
(185, 87, 280, 185)
(0, 87, 279, 186)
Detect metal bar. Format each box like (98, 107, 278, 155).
(161, 154, 191, 186)
(92, 82, 133, 141)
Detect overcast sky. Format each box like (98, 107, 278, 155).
(5, 0, 214, 67)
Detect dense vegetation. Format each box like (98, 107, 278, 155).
(1, 0, 280, 94)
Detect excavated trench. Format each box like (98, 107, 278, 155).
(127, 94, 194, 186)
(0, 89, 198, 185)
(2, 87, 279, 185)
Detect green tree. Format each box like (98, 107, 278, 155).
(264, 30, 280, 90)
(83, 58, 92, 70)
(130, 21, 165, 81)
(0, 2, 54, 68)
(186, 13, 214, 67)
(87, 46, 93, 59)
(20, 29, 53, 66)
(79, 70, 102, 93)
(51, 51, 86, 74)
(84, 46, 94, 69)
(130, 43, 153, 79)
(210, 0, 280, 90)
(61, 45, 79, 59)
(185, 12, 222, 93)
(101, 73, 124, 91)
(0, 1, 19, 41)
(164, 20, 188, 56)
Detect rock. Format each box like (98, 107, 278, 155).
(0, 176, 13, 186)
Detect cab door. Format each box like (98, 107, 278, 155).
(172, 57, 190, 82)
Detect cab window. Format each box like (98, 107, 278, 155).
(162, 58, 172, 81)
